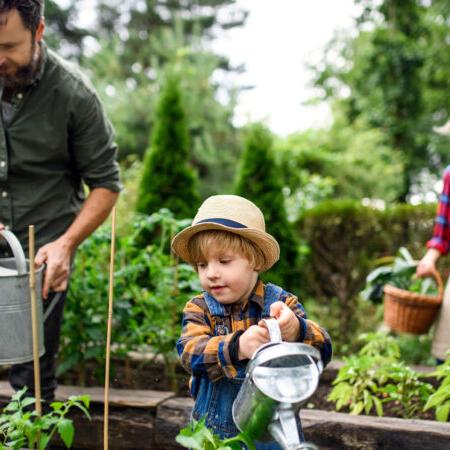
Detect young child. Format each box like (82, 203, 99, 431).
(172, 195, 332, 448)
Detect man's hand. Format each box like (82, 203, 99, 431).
(238, 325, 270, 360)
(260, 301, 300, 342)
(35, 236, 73, 299)
(416, 248, 440, 278)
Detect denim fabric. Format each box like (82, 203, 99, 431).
(9, 290, 66, 402)
(191, 283, 304, 450)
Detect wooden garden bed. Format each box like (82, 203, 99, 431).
(1, 379, 449, 449)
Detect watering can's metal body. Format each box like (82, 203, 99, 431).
(0, 230, 58, 365)
(232, 319, 322, 450)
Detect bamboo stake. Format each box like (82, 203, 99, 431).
(29, 225, 42, 415)
(104, 207, 116, 450)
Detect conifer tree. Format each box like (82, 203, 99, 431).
(235, 123, 299, 291)
(136, 73, 199, 219)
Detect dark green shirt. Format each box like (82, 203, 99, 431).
(0, 43, 121, 253)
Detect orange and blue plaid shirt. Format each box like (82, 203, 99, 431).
(428, 165, 450, 255)
(176, 279, 332, 385)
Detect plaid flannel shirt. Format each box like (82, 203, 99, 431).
(176, 280, 332, 383)
(427, 165, 450, 255)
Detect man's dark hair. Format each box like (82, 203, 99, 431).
(0, 1, 43, 36)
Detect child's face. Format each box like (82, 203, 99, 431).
(196, 247, 258, 305)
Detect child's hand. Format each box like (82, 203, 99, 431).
(260, 301, 300, 342)
(238, 325, 270, 360)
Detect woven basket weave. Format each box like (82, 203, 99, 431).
(383, 270, 444, 335)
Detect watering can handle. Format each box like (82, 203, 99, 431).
(0, 230, 27, 275)
(262, 318, 282, 343)
(43, 291, 63, 322)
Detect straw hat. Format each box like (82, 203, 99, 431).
(433, 120, 450, 136)
(171, 195, 280, 272)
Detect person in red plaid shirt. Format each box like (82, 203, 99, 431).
(416, 121, 450, 363)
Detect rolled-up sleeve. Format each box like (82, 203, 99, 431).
(176, 297, 241, 381)
(427, 166, 450, 255)
(69, 92, 122, 192)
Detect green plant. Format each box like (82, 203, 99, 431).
(362, 247, 438, 304)
(377, 362, 433, 418)
(0, 388, 90, 450)
(235, 122, 300, 291)
(60, 209, 200, 385)
(328, 332, 433, 418)
(424, 353, 450, 421)
(135, 71, 200, 220)
(176, 418, 255, 450)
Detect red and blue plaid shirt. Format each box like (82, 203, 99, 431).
(427, 165, 450, 255)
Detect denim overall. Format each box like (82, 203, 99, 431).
(191, 283, 304, 449)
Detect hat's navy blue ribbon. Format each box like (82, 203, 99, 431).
(196, 218, 247, 228)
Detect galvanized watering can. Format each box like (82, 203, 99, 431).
(232, 319, 323, 450)
(0, 230, 60, 365)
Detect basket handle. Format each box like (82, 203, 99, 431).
(416, 268, 444, 299)
(430, 268, 444, 299)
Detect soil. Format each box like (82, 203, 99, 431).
(0, 359, 437, 421)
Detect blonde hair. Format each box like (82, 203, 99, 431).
(187, 230, 266, 271)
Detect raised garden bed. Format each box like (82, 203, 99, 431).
(1, 360, 449, 449)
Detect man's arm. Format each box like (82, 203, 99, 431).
(35, 187, 119, 298)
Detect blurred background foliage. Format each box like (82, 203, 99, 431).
(40, 0, 450, 377)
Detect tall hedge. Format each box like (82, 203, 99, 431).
(235, 123, 299, 291)
(297, 199, 438, 343)
(136, 73, 199, 219)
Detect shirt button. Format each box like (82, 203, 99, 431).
(0, 161, 5, 168)
(17, 93, 23, 99)
(2, 191, 7, 198)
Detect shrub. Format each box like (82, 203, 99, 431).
(235, 123, 300, 291)
(61, 210, 200, 386)
(328, 332, 433, 418)
(135, 72, 199, 219)
(297, 200, 437, 349)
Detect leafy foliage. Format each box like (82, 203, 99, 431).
(176, 418, 255, 450)
(275, 119, 405, 216)
(135, 72, 200, 219)
(298, 200, 437, 351)
(235, 123, 300, 291)
(328, 332, 433, 418)
(61, 210, 200, 385)
(424, 353, 450, 422)
(362, 247, 439, 304)
(0, 388, 90, 450)
(311, 0, 450, 199)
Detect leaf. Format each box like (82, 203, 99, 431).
(175, 435, 204, 449)
(57, 418, 75, 448)
(21, 397, 37, 408)
(373, 397, 384, 417)
(398, 247, 415, 264)
(39, 433, 51, 450)
(436, 405, 450, 422)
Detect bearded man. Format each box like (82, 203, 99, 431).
(0, 0, 121, 404)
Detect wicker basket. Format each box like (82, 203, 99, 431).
(383, 269, 444, 335)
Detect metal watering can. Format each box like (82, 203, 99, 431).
(0, 230, 61, 365)
(232, 319, 323, 450)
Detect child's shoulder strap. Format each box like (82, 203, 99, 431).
(263, 282, 288, 316)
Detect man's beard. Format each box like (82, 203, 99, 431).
(0, 41, 41, 89)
